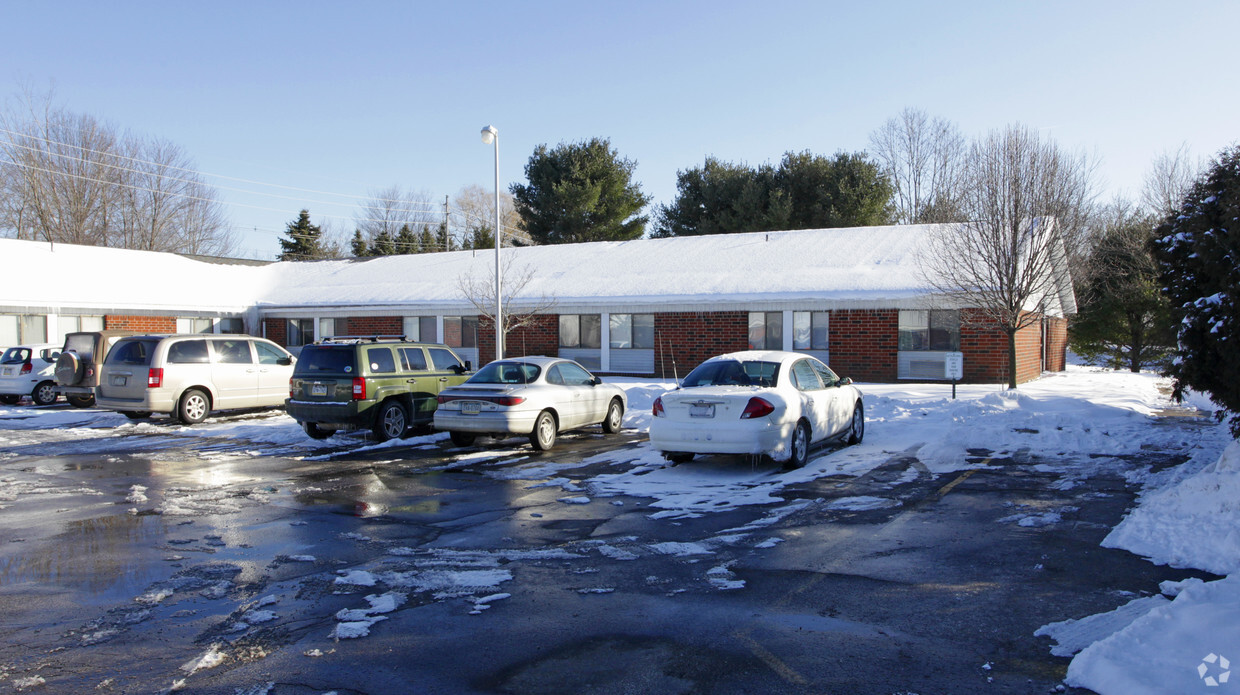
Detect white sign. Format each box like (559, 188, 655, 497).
(944, 352, 964, 381)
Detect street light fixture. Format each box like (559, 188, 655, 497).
(481, 125, 502, 362)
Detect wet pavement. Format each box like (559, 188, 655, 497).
(0, 407, 1218, 694)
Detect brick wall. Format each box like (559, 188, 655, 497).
(1045, 316, 1068, 372)
(652, 312, 749, 378)
(478, 314, 558, 363)
(104, 315, 177, 333)
(829, 309, 898, 382)
(264, 318, 287, 346)
(958, 310, 1059, 384)
(345, 316, 402, 337)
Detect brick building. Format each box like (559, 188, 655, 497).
(0, 222, 1075, 385)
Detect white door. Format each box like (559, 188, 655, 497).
(210, 339, 259, 408)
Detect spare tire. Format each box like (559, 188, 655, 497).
(56, 351, 84, 386)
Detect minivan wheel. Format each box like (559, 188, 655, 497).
(0, 394, 19, 405)
(602, 398, 623, 434)
(373, 401, 407, 441)
(449, 431, 476, 447)
(302, 422, 334, 440)
(67, 395, 94, 408)
(177, 389, 210, 425)
(32, 381, 57, 406)
(529, 410, 557, 451)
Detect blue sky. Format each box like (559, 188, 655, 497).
(3, 1, 1237, 259)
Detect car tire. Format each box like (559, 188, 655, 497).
(31, 381, 57, 406)
(529, 410, 557, 451)
(602, 398, 623, 434)
(176, 389, 210, 425)
(785, 420, 810, 470)
(847, 400, 865, 444)
(449, 431, 476, 447)
(666, 453, 694, 464)
(67, 395, 94, 408)
(0, 394, 19, 405)
(121, 411, 151, 420)
(373, 400, 407, 441)
(302, 422, 334, 440)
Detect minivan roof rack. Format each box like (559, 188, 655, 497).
(316, 335, 407, 345)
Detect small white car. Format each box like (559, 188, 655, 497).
(434, 356, 627, 451)
(648, 350, 864, 469)
(0, 344, 62, 406)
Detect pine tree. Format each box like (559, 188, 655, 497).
(395, 224, 419, 254)
(278, 209, 324, 260)
(417, 226, 436, 254)
(1152, 145, 1240, 435)
(351, 229, 368, 257)
(435, 222, 453, 253)
(370, 230, 396, 256)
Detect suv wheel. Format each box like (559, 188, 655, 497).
(373, 401, 407, 441)
(176, 389, 210, 425)
(67, 395, 94, 408)
(303, 422, 334, 440)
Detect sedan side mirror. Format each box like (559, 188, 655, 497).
(839, 377, 853, 386)
(278, 356, 293, 366)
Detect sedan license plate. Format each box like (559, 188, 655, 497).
(689, 403, 715, 418)
(310, 384, 328, 397)
(111, 375, 127, 387)
(461, 401, 482, 415)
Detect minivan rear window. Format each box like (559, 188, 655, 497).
(295, 346, 356, 374)
(108, 339, 158, 366)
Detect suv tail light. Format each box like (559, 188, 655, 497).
(147, 368, 163, 388)
(352, 377, 366, 400)
(19, 363, 31, 376)
(289, 378, 295, 399)
(652, 397, 665, 418)
(740, 397, 774, 419)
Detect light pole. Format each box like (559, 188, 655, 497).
(480, 125, 502, 362)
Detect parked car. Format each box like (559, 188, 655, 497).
(287, 337, 472, 441)
(94, 334, 295, 423)
(648, 350, 864, 469)
(0, 344, 63, 405)
(55, 330, 141, 407)
(434, 356, 627, 451)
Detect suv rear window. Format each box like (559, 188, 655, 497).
(295, 346, 356, 374)
(108, 339, 158, 367)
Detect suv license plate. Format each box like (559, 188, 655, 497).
(462, 401, 482, 415)
(690, 404, 715, 418)
(111, 375, 127, 387)
(311, 384, 327, 397)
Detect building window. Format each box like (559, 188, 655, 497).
(318, 318, 346, 339)
(899, 310, 960, 351)
(793, 311, 829, 350)
(177, 317, 214, 334)
(218, 318, 244, 334)
(560, 314, 601, 349)
(287, 319, 315, 347)
(57, 316, 104, 343)
(403, 316, 438, 342)
(444, 316, 478, 348)
(609, 314, 653, 349)
(0, 315, 47, 345)
(748, 312, 782, 350)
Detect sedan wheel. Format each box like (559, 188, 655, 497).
(847, 400, 865, 444)
(529, 410, 557, 451)
(602, 399, 623, 434)
(32, 381, 57, 406)
(177, 389, 210, 424)
(373, 401, 408, 442)
(785, 420, 810, 470)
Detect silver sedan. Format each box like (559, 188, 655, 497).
(433, 356, 627, 451)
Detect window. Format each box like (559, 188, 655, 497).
(443, 316, 478, 348)
(560, 315, 601, 348)
(255, 341, 290, 365)
(213, 339, 254, 364)
(811, 360, 839, 387)
(177, 317, 214, 334)
(403, 316, 438, 342)
(0, 315, 47, 345)
(610, 314, 654, 349)
(319, 318, 345, 338)
(399, 347, 428, 371)
(899, 310, 960, 351)
(748, 312, 782, 350)
(167, 340, 209, 364)
(428, 347, 463, 371)
(791, 360, 824, 391)
(793, 312, 829, 350)
(287, 319, 314, 347)
(219, 318, 244, 334)
(366, 347, 397, 374)
(57, 316, 104, 343)
(108, 339, 156, 366)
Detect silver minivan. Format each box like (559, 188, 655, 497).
(95, 335, 295, 423)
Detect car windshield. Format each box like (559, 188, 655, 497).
(681, 360, 780, 388)
(1, 348, 31, 364)
(295, 346, 356, 374)
(468, 362, 541, 385)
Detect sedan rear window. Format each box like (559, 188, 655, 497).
(681, 360, 780, 388)
(470, 362, 540, 384)
(296, 347, 356, 374)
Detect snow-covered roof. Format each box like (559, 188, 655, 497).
(0, 224, 1076, 316)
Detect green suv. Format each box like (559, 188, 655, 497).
(286, 337, 472, 441)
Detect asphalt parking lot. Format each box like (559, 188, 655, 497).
(0, 404, 1216, 694)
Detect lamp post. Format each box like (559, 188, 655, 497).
(481, 125, 502, 362)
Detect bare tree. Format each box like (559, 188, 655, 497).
(451, 184, 527, 246)
(116, 136, 233, 255)
(1141, 143, 1203, 217)
(921, 124, 1096, 388)
(456, 255, 556, 358)
(868, 107, 966, 224)
(354, 186, 439, 253)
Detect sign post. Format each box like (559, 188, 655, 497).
(944, 352, 964, 399)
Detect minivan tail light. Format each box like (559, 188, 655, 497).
(19, 363, 31, 376)
(740, 397, 774, 419)
(352, 377, 366, 400)
(147, 368, 163, 388)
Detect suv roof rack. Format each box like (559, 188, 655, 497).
(315, 335, 407, 345)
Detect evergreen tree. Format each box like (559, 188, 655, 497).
(417, 225, 436, 254)
(395, 224, 419, 254)
(435, 221, 453, 252)
(351, 229, 368, 257)
(278, 209, 324, 260)
(370, 230, 396, 256)
(466, 224, 495, 250)
(1152, 146, 1240, 435)
(511, 138, 650, 244)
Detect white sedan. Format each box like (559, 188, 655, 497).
(0, 343, 62, 406)
(434, 356, 627, 451)
(648, 350, 864, 468)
